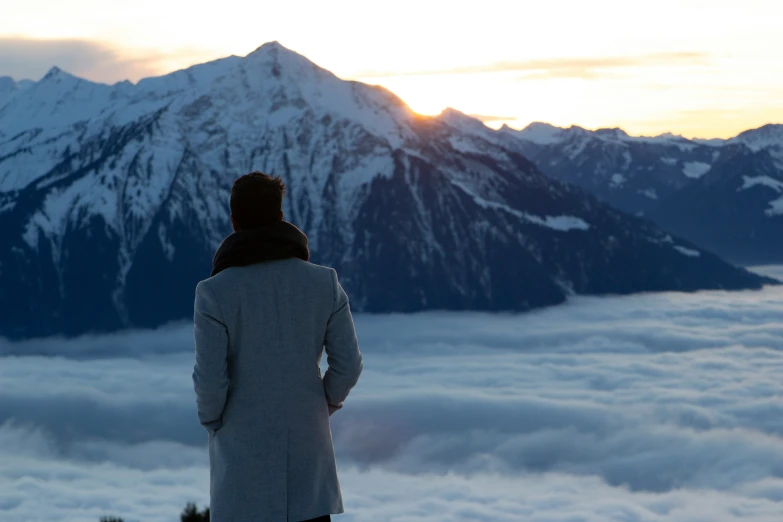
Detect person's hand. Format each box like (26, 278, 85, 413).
(203, 418, 223, 435)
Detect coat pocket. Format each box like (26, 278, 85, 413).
(203, 418, 223, 436)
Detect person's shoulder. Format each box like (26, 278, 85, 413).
(299, 260, 336, 275)
(293, 260, 337, 285)
(193, 277, 214, 302)
(195, 267, 243, 297)
(196, 269, 232, 288)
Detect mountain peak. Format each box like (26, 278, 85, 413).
(246, 40, 309, 65)
(42, 66, 63, 79)
(39, 66, 82, 85)
(439, 107, 477, 123)
(438, 108, 490, 135)
(732, 124, 783, 151)
(248, 40, 287, 56)
(0, 41, 775, 339)
(594, 127, 629, 139)
(657, 131, 686, 140)
(0, 76, 16, 103)
(516, 121, 567, 145)
(440, 107, 466, 117)
(242, 40, 327, 80)
(0, 76, 15, 90)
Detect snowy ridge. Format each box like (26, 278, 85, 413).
(1, 42, 415, 253)
(512, 122, 568, 145)
(508, 121, 697, 148)
(0, 42, 773, 339)
(740, 175, 783, 193)
(449, 180, 590, 231)
(731, 124, 783, 152)
(674, 245, 700, 257)
(480, 113, 783, 265)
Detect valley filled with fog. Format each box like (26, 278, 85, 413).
(1, 267, 782, 521)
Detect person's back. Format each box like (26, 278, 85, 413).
(192, 172, 363, 522)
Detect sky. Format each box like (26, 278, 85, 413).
(1, 1, 782, 137)
(1, 271, 783, 521)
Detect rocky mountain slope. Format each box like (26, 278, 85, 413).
(501, 122, 783, 264)
(0, 43, 772, 339)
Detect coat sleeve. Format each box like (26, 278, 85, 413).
(323, 270, 364, 415)
(193, 281, 229, 434)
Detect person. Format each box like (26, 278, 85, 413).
(192, 172, 363, 522)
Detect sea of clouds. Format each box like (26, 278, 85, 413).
(1, 267, 783, 521)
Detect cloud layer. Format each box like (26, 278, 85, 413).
(1, 280, 782, 521)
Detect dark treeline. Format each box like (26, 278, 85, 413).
(100, 502, 210, 522)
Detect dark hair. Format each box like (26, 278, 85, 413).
(230, 172, 286, 229)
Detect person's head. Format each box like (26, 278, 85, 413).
(230, 172, 286, 231)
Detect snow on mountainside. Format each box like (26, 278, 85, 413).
(0, 77, 33, 109)
(731, 124, 783, 153)
(482, 119, 783, 264)
(648, 143, 783, 264)
(0, 43, 774, 339)
(496, 121, 723, 215)
(0, 77, 15, 100)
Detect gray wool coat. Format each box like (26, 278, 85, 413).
(193, 258, 363, 522)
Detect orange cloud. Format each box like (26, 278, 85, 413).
(355, 52, 709, 81)
(467, 114, 518, 123)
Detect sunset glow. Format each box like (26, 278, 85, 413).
(2, 0, 781, 138)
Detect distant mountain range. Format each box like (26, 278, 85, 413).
(495, 121, 783, 265)
(0, 42, 775, 339)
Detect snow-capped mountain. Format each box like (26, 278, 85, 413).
(499, 121, 783, 263)
(649, 131, 783, 264)
(500, 122, 721, 214)
(732, 123, 783, 153)
(0, 43, 773, 339)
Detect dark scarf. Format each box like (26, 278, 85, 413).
(211, 221, 310, 277)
